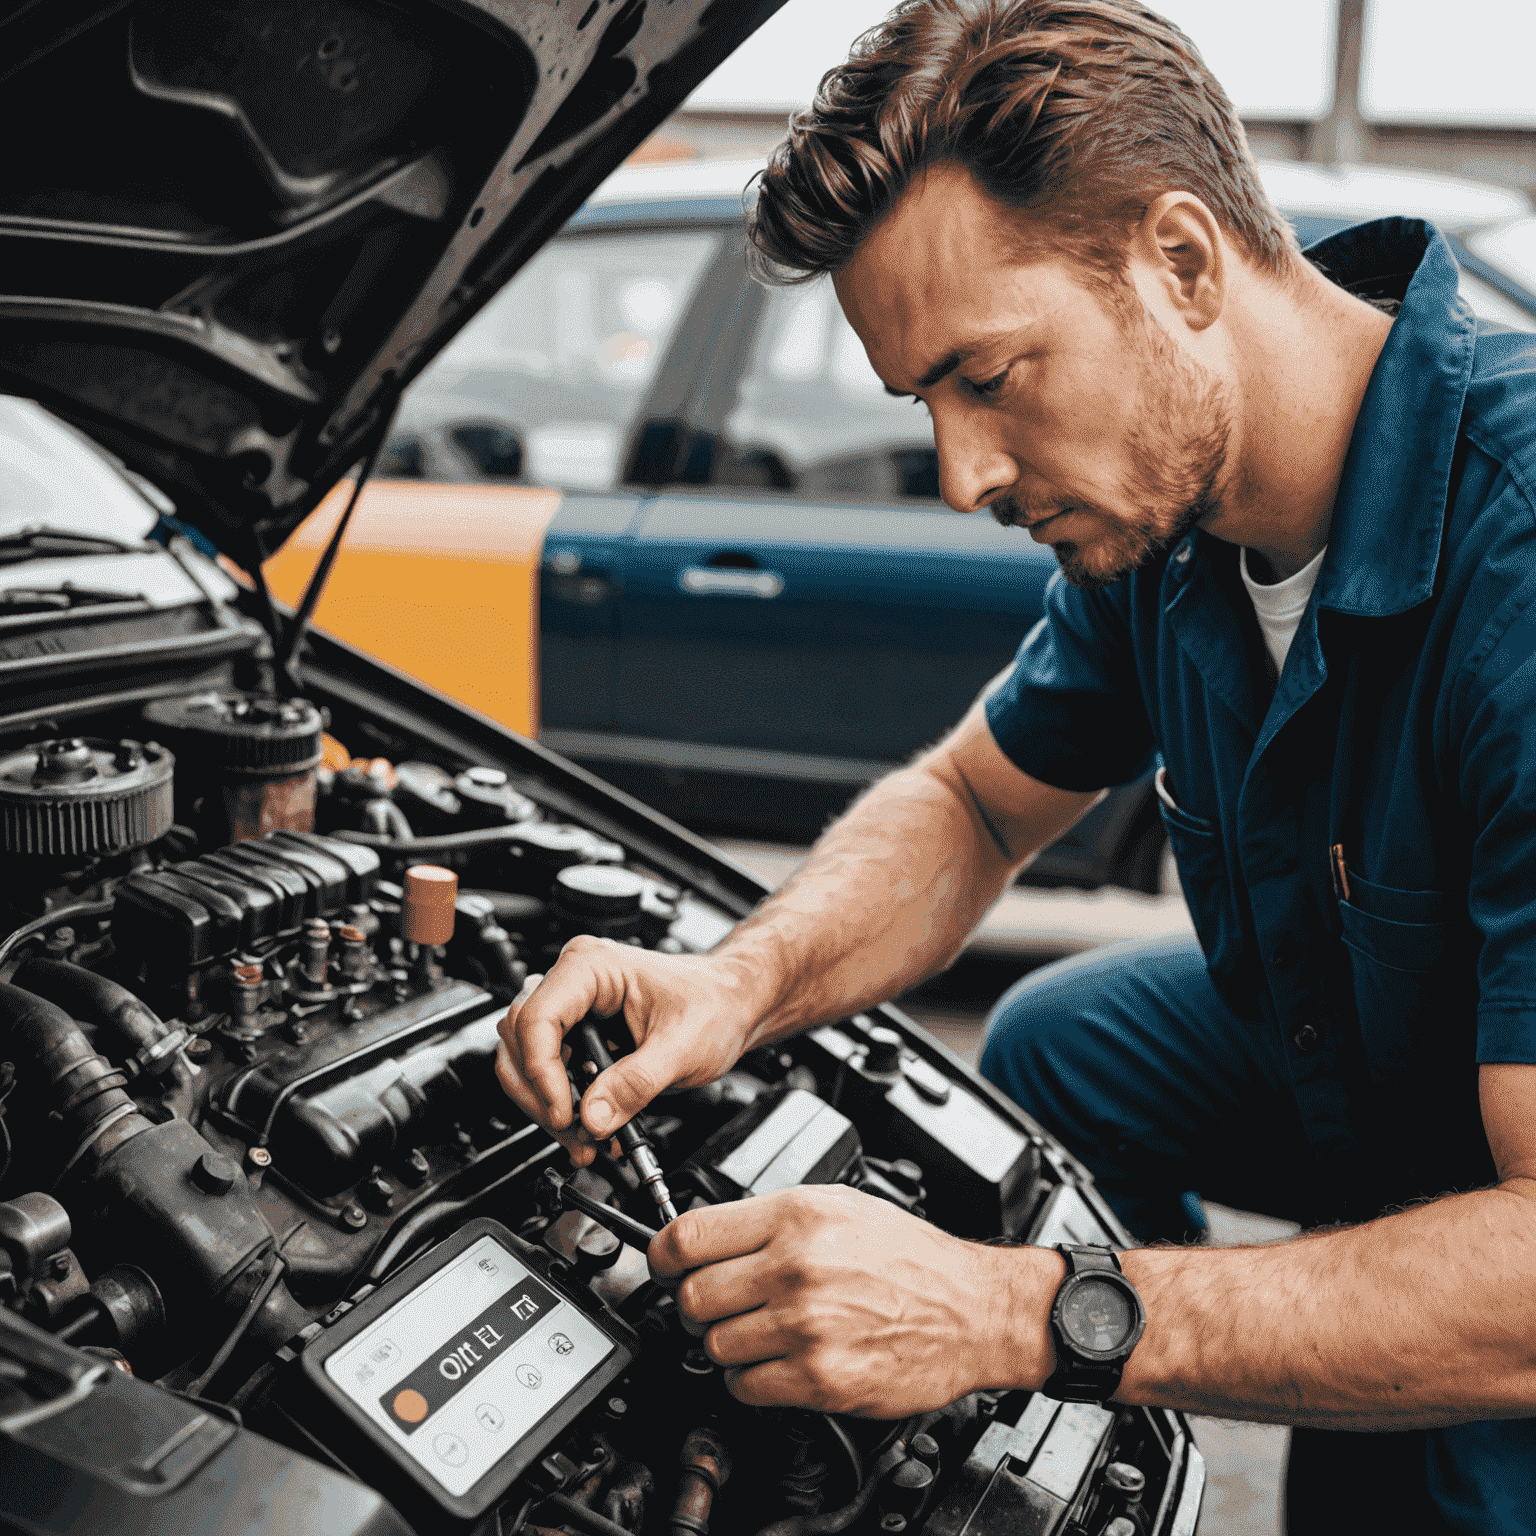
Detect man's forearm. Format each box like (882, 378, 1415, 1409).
(711, 759, 1018, 1045)
(1097, 1182, 1536, 1428)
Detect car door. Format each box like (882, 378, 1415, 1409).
(611, 276, 1057, 771)
(615, 494, 1054, 766)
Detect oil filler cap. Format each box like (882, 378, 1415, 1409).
(553, 865, 646, 919)
(403, 865, 458, 945)
(863, 1027, 904, 1076)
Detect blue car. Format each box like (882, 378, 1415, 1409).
(386, 156, 1536, 891)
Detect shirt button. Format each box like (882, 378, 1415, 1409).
(1174, 543, 1192, 564)
(1293, 1024, 1320, 1053)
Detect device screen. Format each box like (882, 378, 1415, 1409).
(324, 1235, 616, 1497)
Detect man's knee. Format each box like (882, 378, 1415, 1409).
(979, 959, 1089, 1109)
(979, 936, 1211, 1113)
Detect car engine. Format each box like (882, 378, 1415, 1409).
(0, 687, 1203, 1536)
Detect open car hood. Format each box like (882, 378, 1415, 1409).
(0, 0, 784, 565)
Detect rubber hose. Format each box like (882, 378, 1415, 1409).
(13, 957, 167, 1054)
(332, 824, 529, 857)
(460, 890, 546, 925)
(363, 798, 415, 840)
(13, 957, 194, 1113)
(541, 1492, 637, 1536)
(0, 982, 147, 1151)
(282, 1239, 380, 1286)
(468, 920, 525, 998)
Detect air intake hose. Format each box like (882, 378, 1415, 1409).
(11, 958, 164, 1052)
(0, 981, 150, 1164)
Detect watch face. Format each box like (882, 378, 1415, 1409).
(1060, 1277, 1133, 1353)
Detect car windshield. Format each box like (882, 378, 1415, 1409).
(0, 396, 160, 544)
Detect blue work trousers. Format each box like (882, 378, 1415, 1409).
(980, 935, 1534, 1535)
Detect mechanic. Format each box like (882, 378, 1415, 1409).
(497, 1, 1536, 1528)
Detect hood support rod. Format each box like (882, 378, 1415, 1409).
(276, 403, 397, 695)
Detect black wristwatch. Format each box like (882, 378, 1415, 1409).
(1043, 1244, 1146, 1403)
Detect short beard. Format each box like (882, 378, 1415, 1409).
(991, 319, 1233, 590)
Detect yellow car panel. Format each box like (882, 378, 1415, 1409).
(263, 480, 561, 738)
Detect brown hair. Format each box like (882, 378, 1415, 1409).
(747, 0, 1297, 288)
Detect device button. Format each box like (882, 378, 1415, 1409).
(476, 1403, 504, 1432)
(434, 1433, 468, 1467)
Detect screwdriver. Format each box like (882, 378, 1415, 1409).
(538, 1167, 658, 1251)
(574, 1016, 680, 1224)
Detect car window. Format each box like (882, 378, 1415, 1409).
(715, 279, 942, 503)
(392, 228, 720, 489)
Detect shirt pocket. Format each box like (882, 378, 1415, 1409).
(1336, 878, 1458, 1083)
(1155, 768, 1240, 972)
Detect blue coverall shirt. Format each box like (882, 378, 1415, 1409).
(985, 217, 1536, 1527)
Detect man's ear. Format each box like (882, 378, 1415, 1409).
(1129, 192, 1226, 333)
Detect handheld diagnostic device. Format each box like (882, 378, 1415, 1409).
(281, 1218, 636, 1528)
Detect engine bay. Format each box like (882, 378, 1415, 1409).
(0, 682, 1203, 1536)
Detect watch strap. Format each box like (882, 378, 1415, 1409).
(1058, 1243, 1122, 1276)
(1043, 1243, 1140, 1404)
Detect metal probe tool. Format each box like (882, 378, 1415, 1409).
(573, 1016, 681, 1224)
(537, 1167, 659, 1251)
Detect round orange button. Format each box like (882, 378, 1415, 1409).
(392, 1388, 429, 1424)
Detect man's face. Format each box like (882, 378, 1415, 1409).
(834, 165, 1233, 588)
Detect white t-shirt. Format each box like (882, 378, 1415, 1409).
(1240, 544, 1327, 679)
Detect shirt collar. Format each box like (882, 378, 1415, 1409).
(1301, 217, 1477, 618)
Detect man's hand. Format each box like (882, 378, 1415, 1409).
(494, 692, 1097, 1163)
(648, 1185, 1055, 1416)
(495, 937, 763, 1163)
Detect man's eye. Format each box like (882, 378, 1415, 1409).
(970, 368, 1010, 398)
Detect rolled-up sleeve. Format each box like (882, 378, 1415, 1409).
(984, 569, 1156, 792)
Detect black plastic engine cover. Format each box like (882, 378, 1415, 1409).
(804, 1022, 1042, 1239)
(683, 1087, 861, 1200)
(0, 1308, 410, 1536)
(112, 832, 379, 971)
(217, 982, 504, 1195)
(73, 1119, 273, 1318)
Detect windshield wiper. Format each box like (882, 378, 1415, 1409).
(0, 587, 147, 612)
(0, 528, 150, 566)
(0, 587, 153, 634)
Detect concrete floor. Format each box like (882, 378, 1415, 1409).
(715, 839, 1297, 1536)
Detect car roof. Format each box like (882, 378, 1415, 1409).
(571, 157, 765, 230)
(576, 153, 1532, 237)
(1258, 161, 1529, 234)
(588, 157, 768, 205)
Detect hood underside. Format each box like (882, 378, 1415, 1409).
(0, 0, 784, 563)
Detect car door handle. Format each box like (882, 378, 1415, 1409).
(678, 567, 785, 599)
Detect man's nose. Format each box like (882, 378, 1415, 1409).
(933, 409, 1017, 514)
